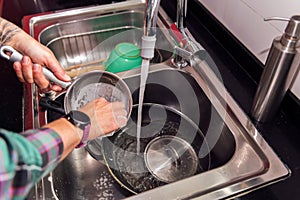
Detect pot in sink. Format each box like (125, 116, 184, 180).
(96, 103, 211, 194)
(40, 70, 133, 128)
(0, 45, 133, 116)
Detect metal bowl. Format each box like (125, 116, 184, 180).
(144, 135, 199, 183)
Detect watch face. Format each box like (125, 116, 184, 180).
(71, 110, 89, 122)
(69, 110, 91, 130)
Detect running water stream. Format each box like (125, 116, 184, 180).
(136, 58, 150, 154)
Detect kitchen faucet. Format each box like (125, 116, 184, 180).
(140, 0, 161, 61)
(142, 0, 200, 62)
(143, 0, 300, 124)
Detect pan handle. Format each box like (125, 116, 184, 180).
(0, 45, 71, 89)
(39, 96, 66, 115)
(85, 139, 104, 160)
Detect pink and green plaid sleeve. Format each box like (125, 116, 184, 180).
(0, 128, 63, 200)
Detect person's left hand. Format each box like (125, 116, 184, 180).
(2, 18, 71, 91)
(12, 38, 71, 91)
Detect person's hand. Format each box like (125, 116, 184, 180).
(0, 17, 70, 91)
(79, 98, 128, 139)
(43, 98, 128, 159)
(12, 36, 71, 91)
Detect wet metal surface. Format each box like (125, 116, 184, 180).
(25, 2, 290, 199)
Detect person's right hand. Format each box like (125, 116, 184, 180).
(79, 98, 128, 140)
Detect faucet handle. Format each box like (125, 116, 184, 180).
(172, 46, 193, 68)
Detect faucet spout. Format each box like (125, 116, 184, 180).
(141, 0, 161, 60)
(144, 0, 161, 37)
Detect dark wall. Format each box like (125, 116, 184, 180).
(2, 0, 119, 26)
(0, 59, 23, 132)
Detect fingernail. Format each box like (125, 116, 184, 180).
(22, 56, 30, 64)
(13, 63, 20, 71)
(63, 73, 71, 81)
(32, 64, 41, 72)
(117, 115, 128, 127)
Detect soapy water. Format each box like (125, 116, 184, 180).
(70, 82, 127, 110)
(93, 171, 115, 199)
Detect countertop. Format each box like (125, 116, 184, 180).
(0, 0, 299, 199)
(160, 0, 300, 199)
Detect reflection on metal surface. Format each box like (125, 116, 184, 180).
(38, 10, 172, 69)
(51, 148, 131, 199)
(29, 0, 146, 36)
(24, 2, 290, 200)
(145, 135, 199, 183)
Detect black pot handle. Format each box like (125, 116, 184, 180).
(40, 97, 66, 115)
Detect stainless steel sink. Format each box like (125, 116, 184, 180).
(45, 66, 236, 199)
(24, 1, 290, 199)
(38, 9, 173, 69)
(122, 67, 236, 170)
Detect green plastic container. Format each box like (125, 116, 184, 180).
(104, 42, 142, 73)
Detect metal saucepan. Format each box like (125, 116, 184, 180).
(97, 103, 211, 194)
(0, 46, 132, 116)
(39, 70, 133, 119)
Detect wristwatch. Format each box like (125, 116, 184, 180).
(65, 110, 91, 148)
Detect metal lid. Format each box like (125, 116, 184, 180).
(144, 135, 199, 183)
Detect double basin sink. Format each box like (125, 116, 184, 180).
(25, 0, 290, 199)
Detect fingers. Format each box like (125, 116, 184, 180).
(13, 62, 25, 83)
(110, 102, 128, 127)
(12, 55, 69, 91)
(42, 53, 71, 90)
(13, 56, 32, 83)
(32, 64, 51, 90)
(94, 101, 128, 133)
(97, 102, 128, 132)
(80, 98, 129, 139)
(47, 59, 71, 82)
(36, 47, 71, 82)
(13, 56, 51, 90)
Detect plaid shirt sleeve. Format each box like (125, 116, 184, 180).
(0, 128, 63, 200)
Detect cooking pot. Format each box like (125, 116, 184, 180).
(0, 46, 132, 116)
(39, 70, 133, 123)
(93, 103, 211, 194)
